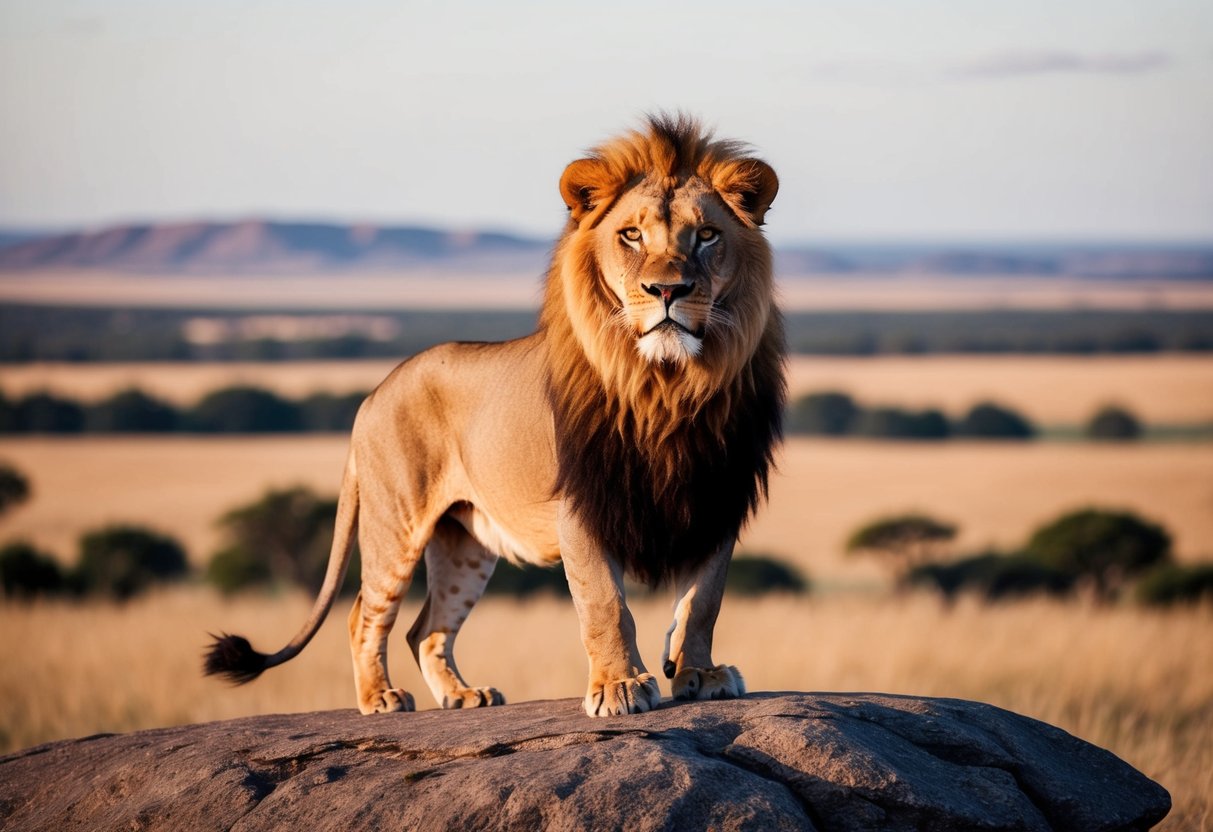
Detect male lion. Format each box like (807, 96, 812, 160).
(205, 115, 785, 717)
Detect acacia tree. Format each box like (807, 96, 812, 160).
(786, 391, 859, 436)
(0, 462, 31, 516)
(0, 541, 64, 598)
(846, 513, 957, 583)
(85, 389, 178, 432)
(76, 525, 189, 600)
(209, 486, 357, 595)
(1024, 508, 1171, 602)
(1086, 405, 1142, 441)
(954, 402, 1035, 439)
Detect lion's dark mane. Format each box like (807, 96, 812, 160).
(548, 324, 785, 586)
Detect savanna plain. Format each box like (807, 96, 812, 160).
(1, 354, 1212, 830)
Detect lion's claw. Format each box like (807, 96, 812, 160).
(370, 688, 416, 713)
(442, 686, 506, 709)
(584, 673, 661, 717)
(672, 664, 746, 701)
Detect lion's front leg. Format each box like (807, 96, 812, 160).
(559, 507, 661, 717)
(663, 541, 747, 702)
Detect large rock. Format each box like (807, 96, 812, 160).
(0, 693, 1169, 831)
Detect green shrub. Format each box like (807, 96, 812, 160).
(185, 387, 301, 433)
(0, 541, 65, 598)
(86, 389, 178, 432)
(1086, 405, 1142, 441)
(75, 525, 189, 600)
(852, 407, 950, 440)
(0, 392, 17, 432)
(10, 392, 85, 433)
(211, 486, 359, 595)
(726, 555, 809, 596)
(298, 391, 366, 432)
(954, 402, 1035, 439)
(205, 545, 274, 595)
(1135, 563, 1213, 606)
(0, 462, 31, 515)
(1025, 508, 1171, 601)
(786, 392, 858, 436)
(909, 551, 1074, 601)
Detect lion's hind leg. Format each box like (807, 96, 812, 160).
(406, 517, 505, 709)
(347, 491, 427, 715)
(348, 578, 418, 714)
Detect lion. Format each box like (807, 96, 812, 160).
(204, 114, 785, 717)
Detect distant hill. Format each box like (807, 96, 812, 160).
(0, 220, 548, 274)
(0, 229, 52, 250)
(0, 220, 1210, 278)
(775, 243, 1213, 279)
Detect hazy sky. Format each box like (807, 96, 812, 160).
(2, 0, 1211, 243)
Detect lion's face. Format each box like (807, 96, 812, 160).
(559, 163, 778, 370)
(590, 177, 740, 365)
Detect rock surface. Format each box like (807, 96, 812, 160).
(0, 692, 1170, 831)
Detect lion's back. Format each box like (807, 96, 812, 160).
(357, 333, 548, 432)
(350, 332, 557, 524)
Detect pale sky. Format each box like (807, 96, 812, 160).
(1, 0, 1211, 243)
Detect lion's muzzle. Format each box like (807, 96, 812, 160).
(642, 281, 694, 306)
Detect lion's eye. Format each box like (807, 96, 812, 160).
(697, 227, 720, 244)
(620, 227, 642, 243)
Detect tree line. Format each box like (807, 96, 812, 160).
(0, 387, 366, 434)
(787, 391, 1147, 441)
(1, 385, 1155, 441)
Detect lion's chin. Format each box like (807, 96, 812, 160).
(636, 324, 703, 365)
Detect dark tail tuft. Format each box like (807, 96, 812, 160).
(203, 633, 269, 684)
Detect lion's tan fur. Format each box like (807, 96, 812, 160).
(204, 115, 785, 717)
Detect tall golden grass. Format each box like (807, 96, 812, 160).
(0, 588, 1208, 829)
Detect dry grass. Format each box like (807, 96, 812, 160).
(3, 354, 1212, 424)
(1, 436, 1210, 581)
(0, 588, 1208, 829)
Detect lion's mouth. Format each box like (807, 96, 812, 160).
(644, 318, 705, 340)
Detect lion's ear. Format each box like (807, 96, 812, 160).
(560, 158, 614, 222)
(714, 159, 779, 227)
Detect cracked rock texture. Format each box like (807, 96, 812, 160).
(0, 693, 1169, 831)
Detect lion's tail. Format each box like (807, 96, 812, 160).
(203, 452, 360, 685)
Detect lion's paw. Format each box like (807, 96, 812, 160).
(365, 688, 416, 714)
(442, 686, 506, 709)
(584, 673, 661, 717)
(672, 665, 746, 701)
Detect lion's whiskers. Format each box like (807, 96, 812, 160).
(706, 305, 739, 335)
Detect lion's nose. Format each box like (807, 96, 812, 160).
(642, 282, 693, 306)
